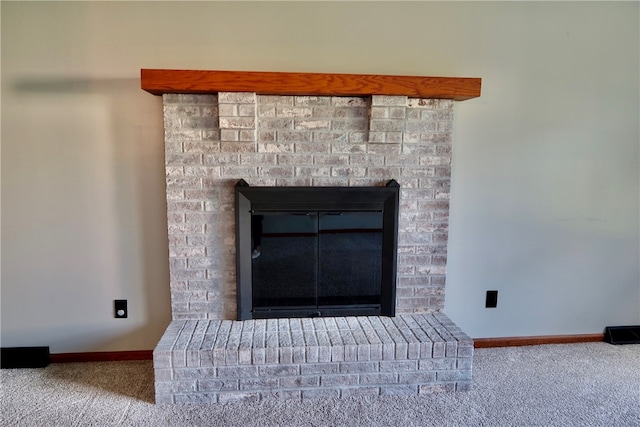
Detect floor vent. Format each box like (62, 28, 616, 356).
(604, 326, 640, 345)
(1, 347, 50, 368)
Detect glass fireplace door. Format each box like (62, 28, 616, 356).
(317, 212, 383, 309)
(250, 211, 384, 317)
(235, 180, 399, 320)
(251, 212, 319, 313)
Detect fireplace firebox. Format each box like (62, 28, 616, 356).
(235, 179, 400, 320)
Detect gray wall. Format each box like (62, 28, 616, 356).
(2, 2, 638, 352)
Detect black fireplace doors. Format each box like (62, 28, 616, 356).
(235, 180, 399, 320)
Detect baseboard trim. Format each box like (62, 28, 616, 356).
(50, 350, 153, 363)
(47, 334, 605, 361)
(474, 333, 604, 348)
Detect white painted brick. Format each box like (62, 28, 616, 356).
(218, 92, 256, 104)
(155, 314, 470, 403)
(321, 374, 358, 387)
(331, 96, 367, 107)
(295, 142, 329, 153)
(279, 375, 319, 388)
(333, 143, 366, 154)
(295, 96, 331, 106)
(380, 384, 418, 395)
(372, 95, 407, 106)
(340, 387, 380, 397)
(359, 372, 397, 386)
(367, 143, 401, 155)
(219, 129, 239, 141)
(419, 383, 455, 394)
(278, 107, 313, 118)
(339, 362, 378, 374)
(217, 392, 260, 403)
(219, 117, 255, 129)
(157, 93, 467, 402)
(238, 104, 256, 117)
(258, 142, 294, 153)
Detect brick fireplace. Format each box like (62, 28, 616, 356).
(143, 70, 480, 404)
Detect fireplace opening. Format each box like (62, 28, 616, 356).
(235, 179, 399, 320)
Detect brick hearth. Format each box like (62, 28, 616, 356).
(154, 314, 472, 404)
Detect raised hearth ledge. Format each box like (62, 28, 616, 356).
(141, 69, 481, 100)
(153, 313, 473, 404)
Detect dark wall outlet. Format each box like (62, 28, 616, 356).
(485, 290, 498, 308)
(114, 300, 128, 318)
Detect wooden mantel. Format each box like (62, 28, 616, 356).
(141, 69, 481, 101)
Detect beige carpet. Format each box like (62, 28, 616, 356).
(1, 342, 638, 426)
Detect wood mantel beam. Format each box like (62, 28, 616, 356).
(141, 69, 481, 101)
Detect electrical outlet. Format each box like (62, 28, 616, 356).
(114, 300, 128, 318)
(485, 291, 498, 308)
